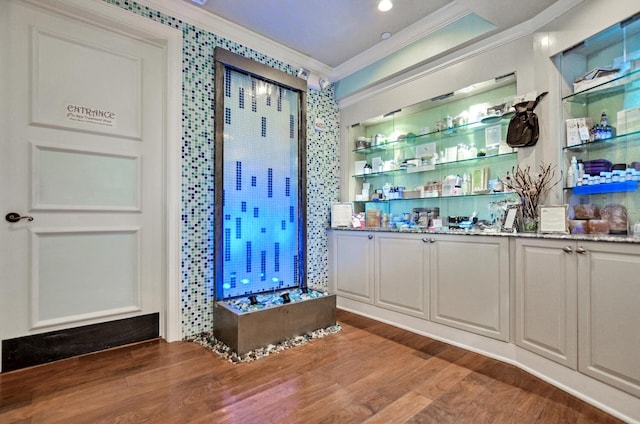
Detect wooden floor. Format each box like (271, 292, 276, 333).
(0, 310, 625, 424)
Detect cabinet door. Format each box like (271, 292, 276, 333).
(515, 239, 578, 369)
(430, 235, 510, 341)
(375, 233, 429, 318)
(577, 242, 640, 397)
(329, 231, 374, 303)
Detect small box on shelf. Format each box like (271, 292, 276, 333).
(566, 117, 592, 147)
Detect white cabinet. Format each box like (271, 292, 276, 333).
(516, 238, 640, 397)
(429, 235, 510, 341)
(374, 232, 430, 318)
(328, 231, 374, 303)
(515, 238, 578, 369)
(577, 242, 640, 398)
(330, 230, 510, 338)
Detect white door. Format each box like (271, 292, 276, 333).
(0, 1, 166, 369)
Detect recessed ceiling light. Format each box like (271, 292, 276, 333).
(381, 32, 392, 40)
(378, 0, 392, 12)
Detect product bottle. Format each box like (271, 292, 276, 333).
(571, 156, 579, 175)
(566, 165, 576, 188)
(382, 182, 391, 199)
(469, 142, 478, 158)
(457, 144, 466, 161)
(462, 173, 471, 195)
(578, 162, 585, 179)
(599, 111, 614, 139)
(600, 111, 608, 127)
(453, 174, 462, 196)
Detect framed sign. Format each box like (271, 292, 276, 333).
(331, 202, 354, 228)
(502, 204, 519, 232)
(538, 205, 569, 234)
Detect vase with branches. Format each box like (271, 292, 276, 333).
(502, 163, 560, 231)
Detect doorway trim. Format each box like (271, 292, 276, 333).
(22, 0, 184, 342)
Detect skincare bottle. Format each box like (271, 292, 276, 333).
(469, 142, 478, 158)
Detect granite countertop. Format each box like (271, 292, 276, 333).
(329, 226, 640, 244)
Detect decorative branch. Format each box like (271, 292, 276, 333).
(502, 163, 560, 219)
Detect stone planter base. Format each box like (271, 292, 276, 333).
(213, 294, 337, 355)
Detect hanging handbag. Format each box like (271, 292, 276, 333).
(506, 91, 548, 148)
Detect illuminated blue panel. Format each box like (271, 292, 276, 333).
(221, 70, 299, 298)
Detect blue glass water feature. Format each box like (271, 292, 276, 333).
(218, 69, 302, 299)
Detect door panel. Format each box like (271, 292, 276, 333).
(375, 233, 428, 318)
(33, 228, 140, 327)
(430, 236, 510, 341)
(515, 239, 577, 369)
(578, 242, 640, 397)
(33, 145, 140, 210)
(31, 25, 142, 139)
(331, 232, 373, 303)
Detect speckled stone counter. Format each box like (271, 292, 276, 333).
(329, 226, 640, 244)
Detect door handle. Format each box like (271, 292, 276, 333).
(5, 212, 34, 223)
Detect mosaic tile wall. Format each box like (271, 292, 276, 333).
(103, 0, 340, 336)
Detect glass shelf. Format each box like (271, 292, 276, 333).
(562, 130, 640, 153)
(352, 115, 512, 154)
(564, 181, 638, 195)
(355, 190, 514, 204)
(562, 68, 640, 104)
(353, 152, 517, 179)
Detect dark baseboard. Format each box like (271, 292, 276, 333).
(1, 313, 159, 373)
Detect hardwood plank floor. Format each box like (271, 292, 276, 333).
(0, 310, 625, 423)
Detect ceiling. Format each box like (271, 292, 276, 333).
(188, 0, 563, 73)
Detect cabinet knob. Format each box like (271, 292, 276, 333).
(562, 246, 573, 253)
(368, 234, 373, 240)
(422, 237, 429, 243)
(575, 247, 586, 254)
(429, 238, 436, 243)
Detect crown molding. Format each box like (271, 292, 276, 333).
(330, 2, 472, 81)
(134, 0, 333, 77)
(336, 0, 584, 109)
